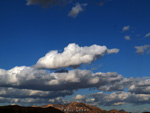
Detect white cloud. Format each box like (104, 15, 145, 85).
(0, 66, 123, 91)
(1, 66, 150, 106)
(107, 48, 120, 54)
(145, 32, 150, 38)
(89, 77, 99, 84)
(124, 35, 130, 40)
(0, 87, 72, 99)
(113, 102, 125, 106)
(48, 97, 71, 104)
(1, 42, 150, 106)
(75, 94, 86, 100)
(122, 26, 130, 32)
(129, 79, 150, 94)
(35, 43, 119, 69)
(98, 77, 134, 92)
(68, 3, 87, 18)
(135, 45, 150, 55)
(0, 96, 52, 106)
(90, 92, 150, 106)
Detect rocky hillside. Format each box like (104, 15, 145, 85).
(0, 102, 129, 113)
(43, 102, 128, 113)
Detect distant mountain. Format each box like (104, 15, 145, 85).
(109, 109, 127, 113)
(43, 102, 128, 113)
(119, 109, 126, 112)
(0, 105, 63, 113)
(0, 102, 128, 113)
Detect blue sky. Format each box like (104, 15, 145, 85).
(0, 0, 150, 113)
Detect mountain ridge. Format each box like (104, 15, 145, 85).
(42, 101, 128, 113)
(0, 102, 129, 113)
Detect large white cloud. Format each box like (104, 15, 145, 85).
(1, 66, 150, 106)
(0, 66, 127, 105)
(1, 65, 149, 94)
(0, 66, 123, 91)
(1, 42, 150, 107)
(35, 43, 119, 69)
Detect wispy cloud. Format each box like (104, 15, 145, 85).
(124, 35, 130, 40)
(122, 26, 130, 32)
(135, 45, 150, 55)
(68, 3, 87, 18)
(145, 32, 150, 38)
(97, 0, 109, 6)
(26, 0, 110, 17)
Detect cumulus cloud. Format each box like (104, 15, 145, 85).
(1, 42, 150, 106)
(122, 26, 130, 32)
(98, 77, 134, 92)
(135, 45, 150, 55)
(0, 87, 72, 99)
(48, 97, 71, 104)
(129, 78, 150, 94)
(0, 66, 52, 89)
(2, 66, 145, 96)
(74, 94, 86, 100)
(1, 66, 150, 105)
(0, 96, 52, 106)
(0, 66, 123, 92)
(68, 3, 87, 18)
(35, 43, 119, 69)
(145, 32, 150, 38)
(90, 91, 150, 106)
(124, 35, 130, 40)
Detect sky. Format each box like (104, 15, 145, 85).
(0, 0, 150, 113)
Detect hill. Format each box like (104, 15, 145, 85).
(43, 102, 128, 113)
(0, 105, 63, 113)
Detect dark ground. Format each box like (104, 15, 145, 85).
(0, 105, 64, 113)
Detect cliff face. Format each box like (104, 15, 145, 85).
(43, 102, 128, 113)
